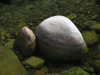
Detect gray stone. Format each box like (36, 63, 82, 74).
(36, 15, 88, 61)
(15, 27, 36, 57)
(0, 46, 29, 75)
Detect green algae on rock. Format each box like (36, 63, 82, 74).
(82, 20, 99, 28)
(15, 26, 36, 57)
(0, 46, 29, 75)
(66, 13, 77, 20)
(89, 23, 100, 32)
(61, 67, 90, 75)
(24, 56, 45, 69)
(82, 31, 98, 46)
(35, 15, 88, 61)
(4, 39, 15, 50)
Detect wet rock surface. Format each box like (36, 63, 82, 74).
(0, 46, 28, 75)
(15, 27, 36, 57)
(36, 15, 88, 61)
(0, 0, 100, 75)
(82, 31, 98, 46)
(61, 67, 90, 75)
(24, 56, 45, 69)
(4, 39, 15, 49)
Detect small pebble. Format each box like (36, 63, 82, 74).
(25, 56, 45, 69)
(67, 13, 77, 20)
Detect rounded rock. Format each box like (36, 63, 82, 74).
(35, 15, 88, 61)
(15, 26, 36, 57)
(82, 31, 98, 46)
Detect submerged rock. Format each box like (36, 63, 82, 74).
(35, 15, 88, 61)
(15, 26, 36, 57)
(82, 20, 99, 28)
(60, 67, 90, 75)
(0, 46, 29, 75)
(89, 23, 100, 32)
(4, 39, 15, 50)
(82, 31, 98, 46)
(67, 13, 77, 20)
(24, 56, 45, 69)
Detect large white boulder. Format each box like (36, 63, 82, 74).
(35, 15, 88, 61)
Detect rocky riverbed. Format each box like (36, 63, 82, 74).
(0, 0, 100, 75)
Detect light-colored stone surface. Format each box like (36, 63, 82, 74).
(36, 15, 88, 61)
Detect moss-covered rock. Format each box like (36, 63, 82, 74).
(82, 31, 98, 46)
(67, 13, 77, 20)
(89, 23, 100, 32)
(0, 46, 29, 75)
(82, 20, 99, 28)
(4, 39, 15, 49)
(24, 56, 45, 69)
(61, 67, 90, 75)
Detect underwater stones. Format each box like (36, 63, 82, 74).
(35, 15, 88, 61)
(82, 31, 98, 46)
(0, 46, 28, 75)
(82, 20, 99, 28)
(61, 67, 90, 75)
(4, 39, 15, 50)
(15, 26, 36, 57)
(89, 23, 100, 32)
(67, 13, 77, 20)
(24, 56, 45, 69)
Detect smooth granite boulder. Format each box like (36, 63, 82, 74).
(35, 15, 88, 61)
